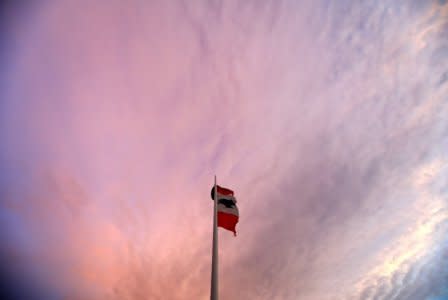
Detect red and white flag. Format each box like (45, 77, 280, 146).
(211, 185, 239, 236)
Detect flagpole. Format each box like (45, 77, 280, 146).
(211, 175, 218, 300)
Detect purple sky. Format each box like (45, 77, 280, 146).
(1, 1, 448, 299)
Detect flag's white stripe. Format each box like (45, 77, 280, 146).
(217, 194, 237, 203)
(217, 203, 239, 216)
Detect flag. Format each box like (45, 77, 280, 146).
(211, 185, 239, 236)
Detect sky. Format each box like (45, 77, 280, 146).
(0, 0, 448, 299)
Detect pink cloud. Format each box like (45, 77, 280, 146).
(1, 1, 448, 299)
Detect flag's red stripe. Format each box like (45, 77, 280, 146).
(217, 212, 238, 236)
(217, 186, 234, 196)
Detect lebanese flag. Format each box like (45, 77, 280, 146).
(211, 185, 239, 236)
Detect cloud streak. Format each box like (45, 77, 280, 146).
(1, 0, 448, 299)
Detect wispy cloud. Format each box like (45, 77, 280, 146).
(1, 0, 447, 299)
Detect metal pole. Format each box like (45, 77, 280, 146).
(210, 175, 218, 300)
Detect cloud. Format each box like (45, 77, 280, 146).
(0, 0, 448, 299)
